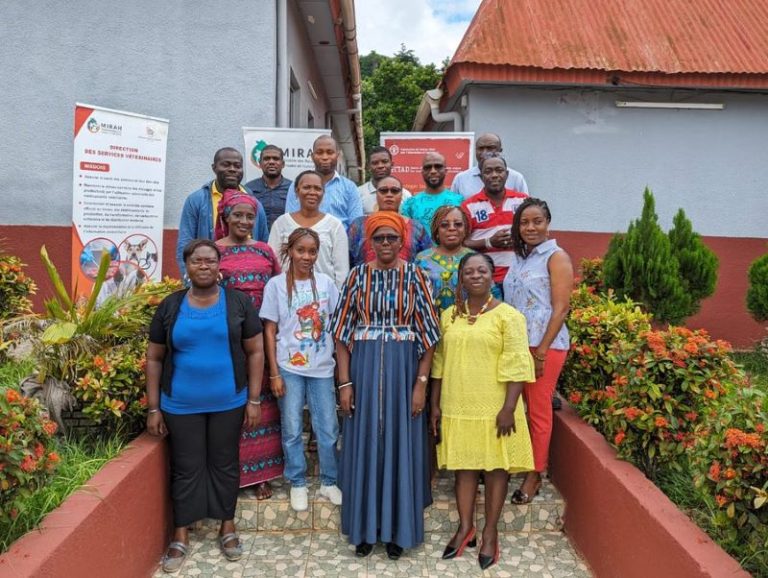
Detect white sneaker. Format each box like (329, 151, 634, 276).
(290, 486, 309, 512)
(319, 484, 343, 506)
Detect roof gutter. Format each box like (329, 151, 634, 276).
(338, 0, 365, 182)
(412, 88, 463, 131)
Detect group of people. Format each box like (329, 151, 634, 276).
(147, 132, 573, 573)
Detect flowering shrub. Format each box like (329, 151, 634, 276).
(561, 290, 652, 424)
(690, 384, 768, 561)
(74, 340, 148, 436)
(0, 251, 37, 321)
(0, 386, 60, 521)
(574, 327, 744, 477)
(578, 257, 606, 294)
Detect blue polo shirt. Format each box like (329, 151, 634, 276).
(284, 172, 363, 230)
(245, 176, 292, 230)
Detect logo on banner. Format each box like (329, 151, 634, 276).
(86, 117, 123, 136)
(389, 145, 401, 156)
(87, 118, 100, 133)
(251, 140, 268, 165)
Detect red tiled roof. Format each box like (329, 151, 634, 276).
(445, 0, 768, 92)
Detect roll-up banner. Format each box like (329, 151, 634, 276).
(243, 127, 331, 183)
(380, 132, 474, 193)
(71, 103, 169, 301)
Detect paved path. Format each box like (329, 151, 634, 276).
(153, 474, 591, 577)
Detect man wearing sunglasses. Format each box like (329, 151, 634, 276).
(357, 146, 412, 214)
(400, 152, 464, 243)
(452, 133, 528, 200)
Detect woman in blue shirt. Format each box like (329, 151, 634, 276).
(146, 239, 264, 573)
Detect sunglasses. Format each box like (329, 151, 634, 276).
(376, 187, 402, 195)
(422, 163, 445, 170)
(371, 234, 401, 244)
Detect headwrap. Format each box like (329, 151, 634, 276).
(214, 188, 259, 240)
(364, 210, 406, 241)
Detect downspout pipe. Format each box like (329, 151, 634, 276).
(426, 88, 463, 131)
(339, 0, 365, 182)
(276, 0, 289, 127)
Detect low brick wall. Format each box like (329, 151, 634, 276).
(0, 433, 170, 578)
(549, 402, 750, 578)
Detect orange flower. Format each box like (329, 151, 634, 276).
(704, 389, 716, 400)
(709, 462, 721, 481)
(138, 394, 148, 408)
(725, 428, 764, 450)
(724, 468, 737, 480)
(625, 407, 643, 421)
(568, 392, 583, 404)
(715, 495, 728, 508)
(34, 443, 45, 458)
(47, 451, 60, 464)
(20, 455, 38, 472)
(684, 411, 698, 421)
(5, 389, 21, 403)
(42, 420, 58, 436)
(613, 375, 629, 387)
(757, 424, 765, 433)
(654, 417, 668, 428)
(614, 431, 626, 446)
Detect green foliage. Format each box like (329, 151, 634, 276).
(0, 384, 60, 525)
(361, 45, 443, 156)
(0, 248, 36, 321)
(577, 257, 605, 294)
(0, 433, 125, 552)
(747, 252, 768, 322)
(668, 208, 718, 313)
(603, 188, 693, 324)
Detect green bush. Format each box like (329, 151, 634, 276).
(747, 252, 768, 322)
(668, 209, 718, 315)
(690, 384, 768, 573)
(0, 385, 59, 522)
(603, 188, 718, 325)
(0, 250, 36, 321)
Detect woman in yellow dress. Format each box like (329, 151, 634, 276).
(430, 252, 535, 570)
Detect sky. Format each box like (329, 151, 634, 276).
(356, 0, 483, 66)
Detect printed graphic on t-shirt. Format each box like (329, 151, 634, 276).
(287, 295, 329, 367)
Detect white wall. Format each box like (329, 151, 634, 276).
(464, 86, 767, 238)
(0, 0, 277, 228)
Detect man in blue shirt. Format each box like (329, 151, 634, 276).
(176, 147, 268, 276)
(244, 144, 291, 229)
(451, 133, 528, 199)
(284, 135, 362, 230)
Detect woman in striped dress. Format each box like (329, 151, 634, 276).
(330, 212, 441, 560)
(215, 189, 284, 500)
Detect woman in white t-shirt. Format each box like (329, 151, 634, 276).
(268, 170, 349, 288)
(261, 227, 342, 513)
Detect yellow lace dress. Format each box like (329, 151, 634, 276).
(432, 303, 536, 472)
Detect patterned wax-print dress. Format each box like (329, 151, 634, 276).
(347, 215, 431, 267)
(217, 241, 285, 487)
(414, 247, 474, 314)
(329, 262, 440, 548)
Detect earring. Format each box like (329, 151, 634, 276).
(217, 272, 224, 282)
(183, 273, 190, 284)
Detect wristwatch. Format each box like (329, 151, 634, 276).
(417, 375, 428, 383)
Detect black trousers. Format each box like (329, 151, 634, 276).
(163, 405, 245, 527)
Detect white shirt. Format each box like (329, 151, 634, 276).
(268, 213, 350, 288)
(357, 180, 413, 215)
(260, 273, 340, 377)
(451, 166, 528, 199)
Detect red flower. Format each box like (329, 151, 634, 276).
(625, 407, 643, 421)
(42, 421, 58, 436)
(20, 455, 38, 472)
(654, 417, 668, 428)
(715, 495, 728, 507)
(34, 443, 45, 458)
(47, 451, 60, 464)
(684, 411, 698, 421)
(614, 431, 626, 446)
(568, 391, 583, 404)
(757, 424, 765, 433)
(5, 389, 21, 403)
(138, 394, 148, 408)
(709, 462, 721, 481)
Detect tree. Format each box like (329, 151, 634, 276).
(361, 45, 443, 156)
(747, 252, 768, 322)
(603, 188, 692, 325)
(668, 208, 718, 316)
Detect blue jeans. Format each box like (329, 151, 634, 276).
(277, 370, 339, 487)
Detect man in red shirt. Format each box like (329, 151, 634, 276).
(462, 153, 528, 295)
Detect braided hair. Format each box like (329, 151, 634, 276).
(452, 252, 495, 323)
(280, 227, 320, 305)
(511, 197, 552, 259)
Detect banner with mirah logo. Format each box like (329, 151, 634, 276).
(242, 127, 332, 183)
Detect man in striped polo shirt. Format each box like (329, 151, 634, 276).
(461, 153, 528, 297)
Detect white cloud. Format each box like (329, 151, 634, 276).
(356, 0, 482, 66)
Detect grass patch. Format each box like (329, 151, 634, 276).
(0, 434, 126, 553)
(732, 350, 768, 388)
(0, 357, 33, 389)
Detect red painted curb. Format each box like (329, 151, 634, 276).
(549, 402, 751, 578)
(0, 433, 170, 578)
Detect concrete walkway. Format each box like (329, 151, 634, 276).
(152, 474, 591, 577)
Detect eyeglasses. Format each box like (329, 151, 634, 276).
(439, 220, 465, 228)
(422, 163, 445, 171)
(371, 234, 401, 244)
(376, 187, 402, 195)
(188, 258, 218, 266)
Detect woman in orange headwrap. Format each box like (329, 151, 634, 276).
(330, 212, 441, 560)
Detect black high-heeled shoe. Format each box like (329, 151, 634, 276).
(355, 542, 374, 557)
(386, 542, 404, 560)
(441, 527, 477, 560)
(478, 537, 500, 570)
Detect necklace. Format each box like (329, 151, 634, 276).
(464, 294, 493, 325)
